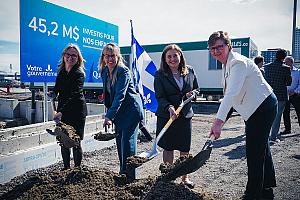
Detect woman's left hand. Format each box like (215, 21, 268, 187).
(53, 111, 62, 123)
(210, 118, 224, 139)
(186, 91, 195, 98)
(168, 105, 179, 120)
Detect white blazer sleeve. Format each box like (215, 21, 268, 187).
(216, 60, 247, 121)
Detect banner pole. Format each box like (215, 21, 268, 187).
(43, 82, 48, 123)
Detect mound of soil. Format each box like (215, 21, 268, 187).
(1, 107, 299, 200)
(0, 165, 215, 200)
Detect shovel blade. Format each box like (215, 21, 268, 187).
(162, 147, 212, 181)
(46, 129, 58, 136)
(137, 148, 159, 160)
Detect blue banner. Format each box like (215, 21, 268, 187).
(20, 0, 118, 83)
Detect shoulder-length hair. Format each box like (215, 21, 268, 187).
(160, 44, 188, 75)
(98, 43, 126, 85)
(58, 43, 85, 76)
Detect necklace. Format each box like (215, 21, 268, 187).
(172, 71, 179, 75)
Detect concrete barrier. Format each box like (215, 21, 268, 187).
(0, 115, 104, 155)
(0, 99, 20, 119)
(0, 109, 156, 184)
(18, 100, 106, 123)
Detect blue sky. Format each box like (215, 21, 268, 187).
(0, 0, 299, 72)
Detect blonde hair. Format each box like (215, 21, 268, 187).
(58, 43, 85, 75)
(160, 44, 188, 75)
(98, 43, 125, 85)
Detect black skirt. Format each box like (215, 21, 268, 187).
(156, 115, 192, 152)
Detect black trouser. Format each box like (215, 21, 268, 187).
(61, 116, 86, 169)
(61, 144, 83, 168)
(244, 93, 277, 199)
(283, 94, 300, 131)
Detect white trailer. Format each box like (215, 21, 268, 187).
(121, 37, 258, 100)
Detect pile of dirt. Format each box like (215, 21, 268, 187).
(159, 155, 193, 175)
(46, 122, 81, 148)
(54, 122, 80, 142)
(0, 165, 216, 200)
(1, 108, 299, 199)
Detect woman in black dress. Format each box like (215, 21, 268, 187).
(154, 44, 198, 188)
(52, 43, 87, 170)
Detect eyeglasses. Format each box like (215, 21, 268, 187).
(104, 54, 116, 59)
(209, 44, 227, 52)
(64, 53, 78, 59)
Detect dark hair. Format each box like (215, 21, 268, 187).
(208, 31, 231, 48)
(254, 56, 264, 65)
(160, 44, 188, 75)
(275, 48, 287, 60)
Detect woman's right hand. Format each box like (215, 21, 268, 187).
(168, 105, 178, 120)
(103, 117, 113, 127)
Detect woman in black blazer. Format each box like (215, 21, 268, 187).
(154, 44, 198, 188)
(52, 44, 87, 170)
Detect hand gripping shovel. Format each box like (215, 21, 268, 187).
(161, 136, 214, 181)
(94, 124, 117, 141)
(137, 89, 199, 160)
(46, 93, 80, 148)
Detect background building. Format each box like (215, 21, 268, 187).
(261, 49, 291, 64)
(294, 27, 300, 61)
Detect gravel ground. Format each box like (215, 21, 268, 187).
(86, 109, 299, 200)
(0, 107, 299, 200)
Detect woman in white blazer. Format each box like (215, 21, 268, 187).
(208, 31, 278, 200)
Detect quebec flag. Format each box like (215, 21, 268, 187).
(130, 21, 158, 113)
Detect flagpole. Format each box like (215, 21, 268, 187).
(130, 20, 134, 46)
(129, 19, 134, 72)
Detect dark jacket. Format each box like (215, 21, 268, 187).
(154, 66, 198, 119)
(264, 60, 292, 101)
(53, 64, 87, 119)
(101, 65, 143, 129)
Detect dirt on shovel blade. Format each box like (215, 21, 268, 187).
(126, 156, 150, 168)
(0, 165, 217, 200)
(56, 122, 80, 141)
(94, 132, 117, 141)
(159, 155, 193, 181)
